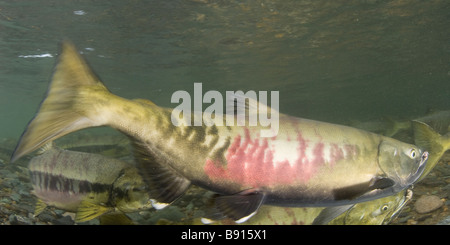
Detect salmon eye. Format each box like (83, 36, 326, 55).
(381, 205, 389, 212)
(410, 149, 416, 158)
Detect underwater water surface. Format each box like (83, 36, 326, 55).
(0, 0, 449, 226)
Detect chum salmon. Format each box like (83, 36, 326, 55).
(29, 143, 152, 223)
(175, 188, 412, 225)
(11, 41, 428, 223)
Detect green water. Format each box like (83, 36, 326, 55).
(1, 0, 449, 139)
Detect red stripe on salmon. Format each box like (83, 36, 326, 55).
(204, 128, 358, 188)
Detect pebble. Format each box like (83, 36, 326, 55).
(396, 214, 412, 223)
(9, 214, 34, 225)
(36, 213, 57, 223)
(10, 193, 21, 202)
(52, 215, 75, 225)
(414, 195, 444, 214)
(437, 216, 450, 225)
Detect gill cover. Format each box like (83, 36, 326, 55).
(377, 140, 427, 187)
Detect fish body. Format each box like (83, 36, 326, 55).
(12, 41, 428, 222)
(167, 189, 412, 225)
(29, 144, 152, 222)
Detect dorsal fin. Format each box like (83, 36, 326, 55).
(225, 92, 278, 122)
(225, 91, 279, 137)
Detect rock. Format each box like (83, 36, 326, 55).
(52, 215, 75, 225)
(16, 203, 35, 213)
(420, 177, 447, 187)
(406, 219, 418, 225)
(437, 216, 450, 225)
(414, 195, 444, 214)
(396, 215, 411, 223)
(9, 193, 21, 202)
(37, 213, 57, 223)
(416, 214, 432, 221)
(9, 214, 34, 225)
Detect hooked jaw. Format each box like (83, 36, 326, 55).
(377, 139, 429, 192)
(383, 189, 413, 225)
(410, 151, 428, 183)
(397, 150, 428, 190)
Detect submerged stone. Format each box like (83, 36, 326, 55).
(414, 195, 444, 214)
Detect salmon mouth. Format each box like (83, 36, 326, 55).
(418, 151, 428, 173)
(420, 151, 429, 166)
(384, 189, 413, 225)
(409, 150, 428, 184)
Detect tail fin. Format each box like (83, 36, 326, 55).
(412, 120, 450, 180)
(11, 41, 109, 162)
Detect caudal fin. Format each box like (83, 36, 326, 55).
(11, 41, 109, 162)
(412, 120, 450, 180)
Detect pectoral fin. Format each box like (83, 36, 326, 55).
(131, 140, 191, 209)
(332, 177, 395, 201)
(75, 200, 114, 223)
(34, 199, 48, 216)
(213, 189, 266, 223)
(312, 205, 354, 225)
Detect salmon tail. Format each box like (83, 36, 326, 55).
(412, 120, 450, 180)
(11, 41, 110, 162)
(412, 120, 445, 155)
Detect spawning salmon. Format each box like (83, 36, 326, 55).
(11, 41, 428, 222)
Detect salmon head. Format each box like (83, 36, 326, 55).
(377, 139, 428, 191)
